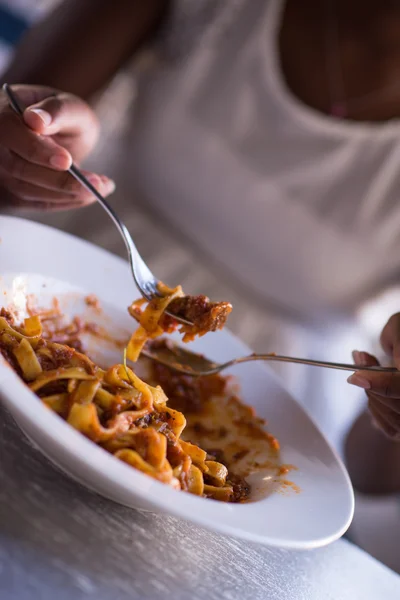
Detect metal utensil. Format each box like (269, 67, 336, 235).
(2, 83, 192, 326)
(141, 340, 397, 376)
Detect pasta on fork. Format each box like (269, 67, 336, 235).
(126, 283, 232, 361)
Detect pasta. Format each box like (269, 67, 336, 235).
(126, 283, 232, 362)
(0, 310, 246, 501)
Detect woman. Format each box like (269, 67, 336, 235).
(1, 0, 400, 568)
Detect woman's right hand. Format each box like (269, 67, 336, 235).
(0, 84, 115, 211)
(348, 313, 400, 440)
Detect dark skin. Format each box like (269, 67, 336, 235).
(280, 0, 400, 121)
(345, 410, 400, 495)
(4, 0, 170, 99)
(1, 0, 400, 490)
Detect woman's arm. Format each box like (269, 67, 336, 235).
(345, 409, 400, 494)
(2, 0, 170, 99)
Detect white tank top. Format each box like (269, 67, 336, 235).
(128, 0, 400, 321)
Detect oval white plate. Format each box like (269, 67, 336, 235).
(0, 216, 354, 549)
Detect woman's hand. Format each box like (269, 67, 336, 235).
(348, 313, 400, 440)
(0, 84, 115, 211)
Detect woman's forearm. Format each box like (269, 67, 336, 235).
(345, 410, 400, 494)
(2, 0, 169, 100)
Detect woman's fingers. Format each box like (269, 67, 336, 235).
(0, 110, 71, 169)
(349, 350, 399, 396)
(23, 92, 99, 160)
(1, 84, 99, 171)
(2, 171, 115, 208)
(368, 394, 400, 426)
(368, 395, 400, 439)
(369, 392, 400, 416)
(352, 350, 379, 368)
(0, 148, 114, 196)
(0, 85, 105, 212)
(2, 84, 63, 111)
(380, 313, 400, 369)
(24, 93, 98, 137)
(6, 178, 107, 203)
(348, 370, 400, 398)
(349, 348, 400, 440)
(368, 402, 398, 438)
(9, 197, 90, 212)
(348, 350, 382, 391)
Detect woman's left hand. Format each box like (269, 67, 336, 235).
(348, 313, 400, 440)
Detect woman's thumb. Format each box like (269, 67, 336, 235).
(23, 97, 58, 133)
(23, 93, 99, 161)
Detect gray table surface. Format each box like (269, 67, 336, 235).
(1, 404, 399, 600)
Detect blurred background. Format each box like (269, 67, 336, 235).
(2, 0, 400, 573)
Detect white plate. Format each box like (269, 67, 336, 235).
(0, 215, 354, 549)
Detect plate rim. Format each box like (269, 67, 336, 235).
(0, 215, 355, 548)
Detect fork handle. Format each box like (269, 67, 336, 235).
(233, 354, 397, 372)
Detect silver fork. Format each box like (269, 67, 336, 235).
(141, 340, 397, 376)
(2, 83, 192, 326)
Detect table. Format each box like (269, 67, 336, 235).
(1, 404, 399, 600)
